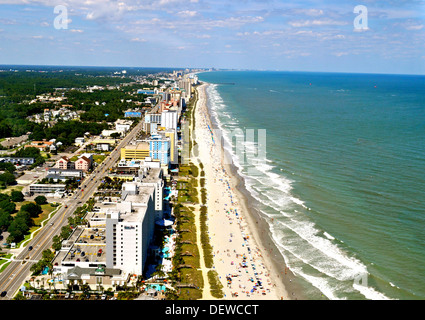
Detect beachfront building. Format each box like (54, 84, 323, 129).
(121, 166, 164, 220)
(178, 78, 192, 100)
(160, 110, 178, 131)
(148, 134, 170, 166)
(144, 113, 162, 134)
(106, 185, 156, 275)
(157, 128, 177, 164)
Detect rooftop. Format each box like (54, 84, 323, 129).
(65, 266, 122, 280)
(139, 167, 162, 183)
(62, 227, 107, 264)
(123, 142, 149, 150)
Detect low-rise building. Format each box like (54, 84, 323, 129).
(29, 183, 66, 194)
(55, 156, 72, 170)
(124, 111, 142, 118)
(0, 157, 35, 166)
(115, 119, 133, 133)
(92, 139, 116, 151)
(75, 137, 85, 146)
(47, 168, 84, 179)
(75, 156, 91, 172)
(25, 140, 54, 151)
(62, 266, 125, 291)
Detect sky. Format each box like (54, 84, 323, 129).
(0, 0, 424, 74)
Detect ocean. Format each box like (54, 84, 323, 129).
(197, 71, 425, 300)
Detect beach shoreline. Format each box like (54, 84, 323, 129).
(193, 81, 305, 300)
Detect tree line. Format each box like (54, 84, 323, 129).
(0, 192, 47, 244)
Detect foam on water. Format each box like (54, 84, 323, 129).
(205, 82, 392, 300)
(353, 284, 392, 300)
(323, 232, 335, 240)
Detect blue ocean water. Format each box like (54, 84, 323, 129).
(197, 71, 425, 300)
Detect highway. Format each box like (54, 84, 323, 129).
(0, 119, 144, 300)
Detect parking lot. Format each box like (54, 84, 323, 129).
(62, 227, 106, 264)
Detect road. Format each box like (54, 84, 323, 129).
(0, 120, 144, 300)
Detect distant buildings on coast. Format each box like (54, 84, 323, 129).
(33, 69, 200, 293)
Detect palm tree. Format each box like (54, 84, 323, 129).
(48, 263, 54, 285)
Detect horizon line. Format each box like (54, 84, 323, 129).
(0, 63, 424, 77)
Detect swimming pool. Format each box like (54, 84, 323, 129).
(147, 284, 166, 291)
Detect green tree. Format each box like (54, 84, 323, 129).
(20, 202, 43, 218)
(0, 162, 16, 173)
(52, 235, 62, 251)
(7, 211, 31, 243)
(34, 195, 47, 205)
(0, 172, 16, 186)
(10, 190, 25, 202)
(0, 210, 13, 231)
(0, 199, 16, 215)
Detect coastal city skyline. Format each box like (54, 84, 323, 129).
(0, 0, 424, 305)
(0, 0, 424, 75)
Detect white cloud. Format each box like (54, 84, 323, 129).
(406, 24, 424, 30)
(290, 8, 324, 17)
(130, 37, 146, 42)
(333, 52, 348, 57)
(177, 10, 197, 17)
(0, 18, 17, 25)
(204, 16, 264, 29)
(289, 19, 348, 28)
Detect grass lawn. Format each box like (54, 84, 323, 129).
(0, 185, 24, 195)
(33, 203, 57, 227)
(93, 154, 106, 164)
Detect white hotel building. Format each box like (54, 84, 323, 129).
(105, 186, 156, 275)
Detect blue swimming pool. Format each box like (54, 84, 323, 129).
(147, 284, 166, 291)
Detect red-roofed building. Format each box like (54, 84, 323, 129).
(74, 156, 92, 172)
(55, 156, 72, 170)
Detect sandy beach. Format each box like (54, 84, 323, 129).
(191, 83, 296, 300)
